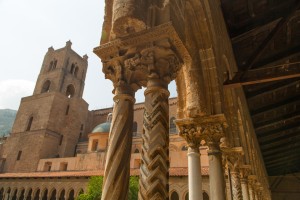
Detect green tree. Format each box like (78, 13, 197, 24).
(77, 176, 103, 200)
(77, 176, 139, 200)
(129, 176, 139, 200)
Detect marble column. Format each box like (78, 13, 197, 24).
(188, 147, 203, 200)
(208, 142, 227, 200)
(139, 46, 181, 200)
(240, 167, 251, 200)
(100, 56, 144, 200)
(176, 120, 203, 200)
(241, 178, 249, 200)
(222, 147, 243, 200)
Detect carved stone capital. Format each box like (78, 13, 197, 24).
(239, 165, 251, 180)
(222, 146, 244, 172)
(176, 114, 227, 148)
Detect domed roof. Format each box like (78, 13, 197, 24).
(92, 122, 111, 133)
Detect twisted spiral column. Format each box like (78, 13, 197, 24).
(139, 78, 170, 200)
(101, 85, 135, 200)
(231, 170, 243, 200)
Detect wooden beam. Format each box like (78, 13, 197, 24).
(262, 142, 300, 156)
(260, 135, 300, 152)
(259, 129, 300, 146)
(265, 155, 300, 167)
(257, 121, 300, 138)
(242, 0, 300, 70)
(224, 63, 300, 88)
(254, 110, 300, 128)
(264, 147, 300, 161)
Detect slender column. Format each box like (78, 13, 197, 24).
(99, 53, 148, 200)
(188, 147, 203, 200)
(139, 45, 181, 200)
(241, 179, 249, 200)
(222, 147, 243, 200)
(202, 115, 228, 200)
(176, 121, 203, 200)
(208, 142, 226, 200)
(240, 167, 251, 200)
(139, 77, 170, 199)
(248, 183, 254, 200)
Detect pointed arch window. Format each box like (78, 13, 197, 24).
(170, 117, 177, 134)
(70, 64, 75, 74)
(203, 192, 209, 200)
(132, 121, 138, 136)
(66, 84, 75, 98)
(41, 80, 51, 93)
(26, 117, 33, 131)
(170, 191, 179, 200)
(74, 67, 79, 77)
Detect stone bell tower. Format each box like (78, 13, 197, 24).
(0, 41, 89, 173)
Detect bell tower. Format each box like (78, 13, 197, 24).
(1, 42, 89, 173)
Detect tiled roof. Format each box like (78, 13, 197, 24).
(0, 167, 209, 178)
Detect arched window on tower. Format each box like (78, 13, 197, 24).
(132, 121, 138, 137)
(26, 117, 33, 131)
(70, 64, 75, 74)
(170, 191, 179, 200)
(53, 60, 57, 69)
(48, 61, 54, 72)
(170, 117, 177, 134)
(41, 80, 51, 93)
(74, 67, 79, 77)
(66, 84, 75, 98)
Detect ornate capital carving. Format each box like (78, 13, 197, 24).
(176, 114, 227, 148)
(222, 146, 244, 172)
(178, 124, 201, 149)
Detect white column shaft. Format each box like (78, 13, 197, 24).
(188, 147, 203, 200)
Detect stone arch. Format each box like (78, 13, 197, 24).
(66, 84, 75, 98)
(132, 121, 138, 136)
(4, 187, 11, 200)
(26, 188, 33, 200)
(76, 188, 84, 197)
(33, 188, 40, 200)
(26, 116, 34, 131)
(170, 190, 179, 200)
(41, 188, 48, 200)
(203, 191, 209, 200)
(58, 189, 65, 200)
(70, 64, 76, 74)
(67, 188, 75, 200)
(11, 188, 17, 200)
(74, 67, 79, 77)
(0, 188, 4, 200)
(41, 80, 51, 93)
(184, 191, 189, 200)
(18, 188, 25, 200)
(49, 188, 57, 200)
(169, 144, 179, 152)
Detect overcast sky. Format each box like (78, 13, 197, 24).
(0, 0, 176, 110)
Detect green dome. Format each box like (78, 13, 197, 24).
(92, 122, 111, 133)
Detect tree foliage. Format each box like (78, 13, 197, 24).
(76, 176, 139, 200)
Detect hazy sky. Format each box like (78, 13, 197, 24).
(0, 0, 176, 110)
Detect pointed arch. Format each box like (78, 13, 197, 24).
(170, 190, 179, 200)
(74, 67, 79, 77)
(41, 80, 51, 93)
(66, 84, 75, 98)
(33, 189, 40, 200)
(26, 188, 33, 200)
(68, 189, 75, 200)
(26, 116, 34, 131)
(59, 189, 65, 200)
(49, 188, 56, 200)
(203, 191, 209, 200)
